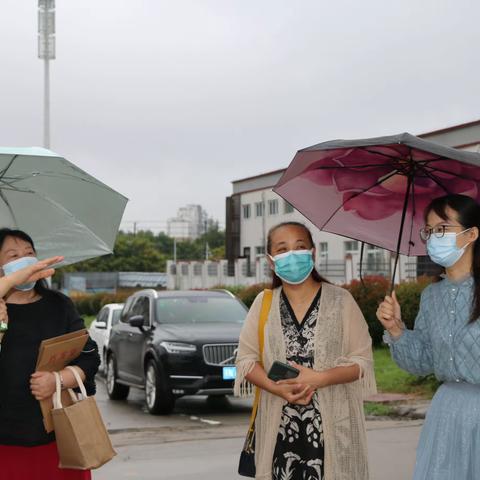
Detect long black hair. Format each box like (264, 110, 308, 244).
(0, 228, 51, 296)
(266, 221, 329, 289)
(424, 194, 480, 323)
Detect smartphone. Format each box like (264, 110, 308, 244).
(267, 361, 300, 382)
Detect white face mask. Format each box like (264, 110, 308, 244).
(426, 229, 471, 268)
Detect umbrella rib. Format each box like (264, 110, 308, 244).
(421, 164, 478, 183)
(0, 155, 18, 180)
(362, 148, 408, 162)
(310, 162, 397, 170)
(363, 149, 454, 167)
(319, 169, 400, 230)
(0, 190, 18, 226)
(416, 164, 451, 194)
(28, 190, 112, 251)
(26, 171, 124, 194)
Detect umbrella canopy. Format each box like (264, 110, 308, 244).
(0, 147, 128, 266)
(274, 133, 480, 257)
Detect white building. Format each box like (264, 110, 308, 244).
(166, 121, 480, 289)
(224, 120, 480, 285)
(167, 204, 208, 240)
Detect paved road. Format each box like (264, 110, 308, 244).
(95, 379, 421, 479)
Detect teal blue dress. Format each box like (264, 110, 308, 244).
(385, 275, 480, 480)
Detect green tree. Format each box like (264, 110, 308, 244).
(57, 224, 226, 277)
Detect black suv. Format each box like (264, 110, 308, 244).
(106, 289, 247, 414)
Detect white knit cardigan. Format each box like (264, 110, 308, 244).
(235, 284, 377, 480)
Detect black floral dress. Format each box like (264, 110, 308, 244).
(272, 288, 324, 480)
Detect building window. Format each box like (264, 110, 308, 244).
(170, 264, 177, 275)
(344, 240, 359, 254)
(207, 263, 218, 276)
(268, 199, 278, 215)
(181, 264, 189, 276)
(256, 246, 265, 255)
(243, 204, 251, 219)
(223, 263, 229, 276)
(284, 201, 294, 214)
(255, 202, 265, 217)
(193, 264, 202, 276)
(318, 242, 328, 258)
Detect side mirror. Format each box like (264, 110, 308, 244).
(129, 315, 144, 328)
(95, 321, 107, 330)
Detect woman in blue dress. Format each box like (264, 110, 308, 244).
(377, 193, 480, 479)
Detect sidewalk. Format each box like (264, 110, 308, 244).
(96, 419, 423, 480)
(367, 392, 430, 420)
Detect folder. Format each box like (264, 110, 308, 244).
(36, 329, 89, 432)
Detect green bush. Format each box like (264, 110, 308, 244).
(211, 285, 247, 297)
(344, 276, 389, 346)
(237, 283, 271, 308)
(395, 276, 432, 329)
(345, 276, 432, 346)
(71, 290, 134, 316)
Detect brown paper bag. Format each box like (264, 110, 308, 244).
(36, 330, 89, 432)
(52, 366, 116, 470)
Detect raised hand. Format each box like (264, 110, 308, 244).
(376, 291, 404, 338)
(4, 256, 64, 290)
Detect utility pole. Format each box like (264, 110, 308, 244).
(38, 0, 55, 149)
(173, 236, 178, 290)
(204, 217, 209, 260)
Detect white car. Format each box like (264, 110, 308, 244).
(89, 303, 124, 373)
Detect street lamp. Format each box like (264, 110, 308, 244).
(38, 0, 55, 149)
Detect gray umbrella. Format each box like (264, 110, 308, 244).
(0, 147, 128, 266)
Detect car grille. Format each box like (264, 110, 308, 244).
(202, 343, 238, 366)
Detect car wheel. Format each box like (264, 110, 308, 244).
(101, 348, 108, 375)
(106, 354, 130, 400)
(144, 360, 175, 415)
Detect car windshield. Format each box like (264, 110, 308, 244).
(155, 296, 247, 324)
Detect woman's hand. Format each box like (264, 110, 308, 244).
(4, 256, 64, 290)
(274, 382, 315, 405)
(30, 371, 56, 401)
(277, 362, 326, 390)
(376, 291, 404, 338)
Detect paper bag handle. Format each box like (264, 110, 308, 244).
(52, 367, 88, 409)
(53, 371, 62, 409)
(65, 366, 88, 398)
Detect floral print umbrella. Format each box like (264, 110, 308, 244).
(274, 133, 480, 275)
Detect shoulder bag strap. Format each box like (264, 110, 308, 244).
(246, 289, 273, 434)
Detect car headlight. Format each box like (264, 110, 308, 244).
(160, 342, 197, 354)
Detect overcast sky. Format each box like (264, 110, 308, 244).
(1, 0, 479, 231)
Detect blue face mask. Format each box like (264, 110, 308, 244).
(269, 249, 314, 285)
(2, 256, 39, 291)
(426, 229, 471, 268)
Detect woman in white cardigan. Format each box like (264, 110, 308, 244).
(235, 222, 376, 480)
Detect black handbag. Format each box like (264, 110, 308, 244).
(238, 427, 256, 477)
(237, 289, 272, 478)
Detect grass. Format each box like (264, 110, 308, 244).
(364, 402, 396, 417)
(373, 347, 438, 398)
(83, 315, 96, 329)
